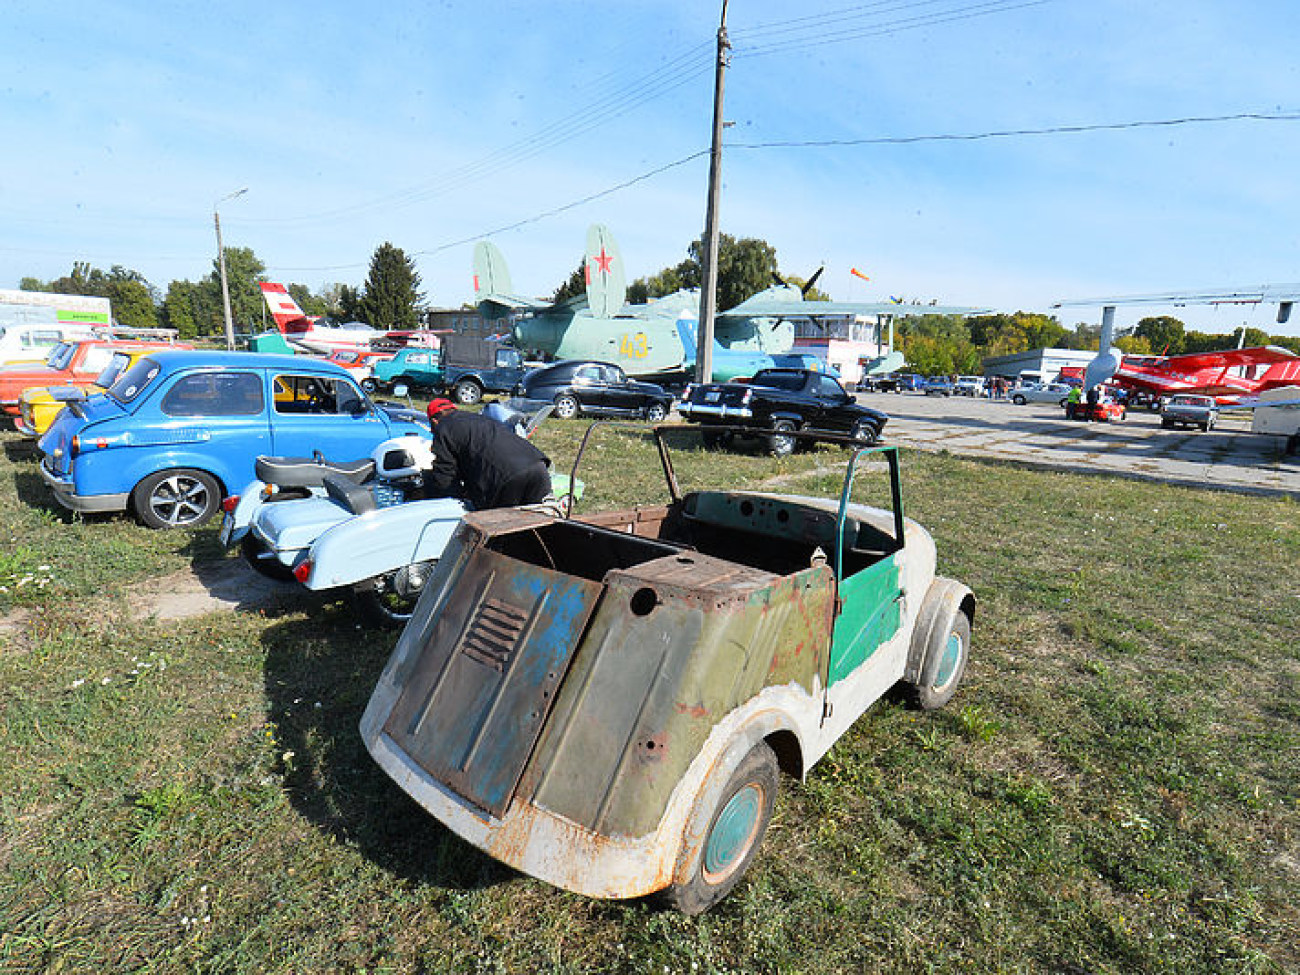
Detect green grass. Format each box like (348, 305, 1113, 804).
(1, 425, 1297, 974)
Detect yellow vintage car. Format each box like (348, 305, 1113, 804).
(15, 344, 189, 436)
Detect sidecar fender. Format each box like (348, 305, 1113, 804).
(302, 497, 470, 590)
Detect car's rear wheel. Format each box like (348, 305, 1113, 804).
(644, 402, 667, 423)
(1011, 394, 1026, 405)
(132, 469, 222, 529)
(768, 419, 797, 457)
(662, 741, 778, 915)
(553, 394, 580, 420)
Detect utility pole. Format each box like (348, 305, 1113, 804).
(214, 187, 248, 351)
(695, 0, 730, 385)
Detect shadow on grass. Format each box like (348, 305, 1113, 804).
(260, 609, 516, 896)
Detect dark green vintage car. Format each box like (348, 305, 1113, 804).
(361, 426, 974, 913)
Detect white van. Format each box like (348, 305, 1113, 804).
(0, 290, 109, 365)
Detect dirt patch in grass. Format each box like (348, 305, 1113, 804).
(125, 559, 309, 621)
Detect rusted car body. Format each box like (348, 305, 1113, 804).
(361, 427, 974, 913)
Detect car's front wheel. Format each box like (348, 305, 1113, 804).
(849, 418, 879, 445)
(132, 468, 222, 529)
(553, 394, 580, 420)
(360, 377, 378, 394)
(644, 401, 668, 423)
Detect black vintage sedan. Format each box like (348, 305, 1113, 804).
(515, 360, 674, 421)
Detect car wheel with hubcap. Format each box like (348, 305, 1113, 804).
(132, 468, 222, 529)
(662, 740, 778, 915)
(910, 604, 971, 711)
(452, 379, 483, 406)
(1011, 394, 1026, 405)
(360, 377, 378, 394)
(553, 394, 580, 420)
(768, 418, 797, 457)
(644, 401, 667, 423)
(849, 418, 878, 445)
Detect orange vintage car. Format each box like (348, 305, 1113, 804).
(11, 340, 191, 436)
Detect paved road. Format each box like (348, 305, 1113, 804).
(856, 390, 1300, 498)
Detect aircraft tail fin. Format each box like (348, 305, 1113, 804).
(260, 282, 311, 333)
(472, 240, 514, 304)
(584, 224, 626, 318)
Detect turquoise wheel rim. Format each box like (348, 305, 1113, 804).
(703, 784, 764, 881)
(934, 630, 963, 688)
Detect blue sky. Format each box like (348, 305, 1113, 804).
(3, 0, 1299, 335)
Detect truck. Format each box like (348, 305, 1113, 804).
(360, 427, 975, 914)
(677, 367, 888, 456)
(439, 335, 529, 405)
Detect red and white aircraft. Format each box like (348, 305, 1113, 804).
(1054, 285, 1300, 404)
(1111, 346, 1300, 403)
(259, 283, 388, 355)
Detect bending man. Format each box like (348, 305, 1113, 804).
(423, 398, 553, 509)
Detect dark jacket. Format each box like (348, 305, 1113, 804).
(425, 410, 551, 509)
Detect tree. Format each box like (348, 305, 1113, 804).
(552, 261, 586, 303)
(160, 280, 211, 339)
(678, 233, 778, 311)
(356, 242, 423, 329)
(210, 247, 267, 328)
(1134, 316, 1185, 356)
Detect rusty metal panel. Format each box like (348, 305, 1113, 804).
(382, 543, 602, 818)
(524, 556, 835, 838)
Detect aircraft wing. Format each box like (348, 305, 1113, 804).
(718, 295, 989, 321)
(1157, 346, 1299, 370)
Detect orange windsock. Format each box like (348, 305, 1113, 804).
(850, 268, 870, 281)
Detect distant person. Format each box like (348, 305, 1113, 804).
(1066, 384, 1082, 419)
(424, 398, 552, 509)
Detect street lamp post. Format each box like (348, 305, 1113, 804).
(214, 188, 248, 351)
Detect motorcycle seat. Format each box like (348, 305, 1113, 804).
(323, 473, 377, 516)
(255, 455, 375, 489)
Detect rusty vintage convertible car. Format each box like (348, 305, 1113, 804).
(361, 426, 974, 914)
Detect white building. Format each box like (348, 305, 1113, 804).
(982, 347, 1098, 382)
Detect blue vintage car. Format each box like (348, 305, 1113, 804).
(37, 351, 429, 529)
(371, 347, 444, 392)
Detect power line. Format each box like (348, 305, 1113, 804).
(268, 110, 1298, 275)
(726, 111, 1300, 150)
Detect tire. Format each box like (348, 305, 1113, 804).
(768, 418, 797, 457)
(452, 379, 483, 406)
(1058, 398, 1069, 408)
(360, 378, 378, 394)
(912, 608, 971, 711)
(1011, 394, 1026, 405)
(241, 534, 296, 581)
(553, 394, 580, 420)
(1161, 418, 1173, 429)
(350, 561, 436, 629)
(663, 741, 778, 915)
(643, 401, 668, 423)
(132, 468, 222, 529)
(849, 418, 878, 445)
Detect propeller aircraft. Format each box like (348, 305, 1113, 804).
(475, 225, 988, 382)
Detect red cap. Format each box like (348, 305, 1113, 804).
(426, 397, 456, 419)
